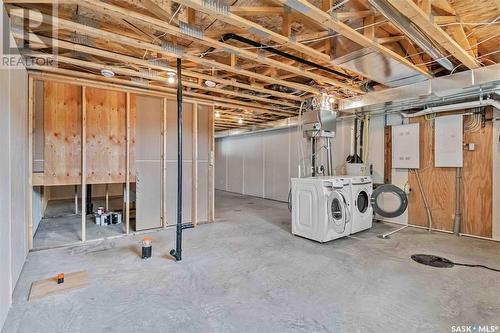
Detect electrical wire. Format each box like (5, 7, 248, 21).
(452, 262, 500, 272)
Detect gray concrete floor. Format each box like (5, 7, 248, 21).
(3, 190, 500, 332)
(34, 198, 126, 249)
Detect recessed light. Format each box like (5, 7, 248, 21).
(101, 69, 115, 78)
(215, 111, 221, 118)
(204, 80, 216, 88)
(238, 118, 243, 124)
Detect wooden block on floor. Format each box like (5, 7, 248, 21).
(29, 271, 89, 301)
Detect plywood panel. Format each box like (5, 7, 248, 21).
(85, 87, 127, 184)
(43, 81, 82, 185)
(461, 112, 492, 237)
(408, 116, 456, 230)
(408, 112, 493, 236)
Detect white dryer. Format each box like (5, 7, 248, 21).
(350, 176, 374, 234)
(291, 177, 351, 243)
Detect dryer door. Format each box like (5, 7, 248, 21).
(371, 184, 408, 218)
(327, 191, 348, 234)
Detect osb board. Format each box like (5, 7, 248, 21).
(29, 271, 89, 301)
(408, 113, 493, 237)
(43, 81, 82, 185)
(85, 87, 127, 184)
(461, 112, 493, 237)
(408, 116, 456, 231)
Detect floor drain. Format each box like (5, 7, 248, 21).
(411, 254, 455, 268)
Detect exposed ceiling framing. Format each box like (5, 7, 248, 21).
(4, 0, 499, 131)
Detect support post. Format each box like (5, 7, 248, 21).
(161, 98, 167, 227)
(192, 103, 198, 226)
(81, 86, 87, 242)
(126, 92, 131, 235)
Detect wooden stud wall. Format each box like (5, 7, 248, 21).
(406, 112, 493, 237)
(30, 77, 215, 241)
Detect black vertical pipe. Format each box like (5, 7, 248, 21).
(311, 137, 316, 177)
(353, 118, 358, 163)
(359, 118, 364, 164)
(170, 58, 183, 261)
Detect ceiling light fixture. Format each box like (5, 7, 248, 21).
(215, 111, 221, 118)
(238, 118, 243, 124)
(100, 69, 115, 78)
(204, 80, 216, 88)
(167, 72, 176, 84)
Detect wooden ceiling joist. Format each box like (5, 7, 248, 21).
(271, 0, 432, 78)
(76, 0, 360, 93)
(27, 34, 302, 103)
(8, 6, 318, 95)
(28, 65, 297, 118)
(384, 0, 480, 69)
(172, 0, 364, 92)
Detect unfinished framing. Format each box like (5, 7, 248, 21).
(28, 74, 215, 249)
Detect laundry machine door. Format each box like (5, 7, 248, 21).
(371, 184, 408, 218)
(327, 191, 347, 234)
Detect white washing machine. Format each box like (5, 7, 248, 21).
(291, 177, 351, 243)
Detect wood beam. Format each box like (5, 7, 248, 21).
(28, 65, 298, 117)
(271, 0, 432, 77)
(9, 6, 320, 94)
(75, 0, 358, 92)
(400, 38, 429, 72)
(139, 0, 172, 22)
(447, 25, 475, 57)
(171, 0, 365, 89)
(385, 0, 479, 69)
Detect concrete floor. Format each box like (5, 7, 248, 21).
(34, 198, 126, 249)
(3, 190, 500, 332)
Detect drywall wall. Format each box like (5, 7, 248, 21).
(0, 13, 29, 329)
(215, 118, 353, 202)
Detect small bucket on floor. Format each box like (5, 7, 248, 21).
(141, 237, 152, 259)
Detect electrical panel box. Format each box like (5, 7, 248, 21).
(392, 123, 420, 169)
(435, 115, 463, 167)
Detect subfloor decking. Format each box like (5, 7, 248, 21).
(33, 198, 126, 249)
(3, 190, 500, 332)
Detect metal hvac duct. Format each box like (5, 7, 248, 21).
(368, 0, 454, 71)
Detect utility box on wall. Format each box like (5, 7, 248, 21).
(435, 115, 463, 167)
(392, 123, 420, 169)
